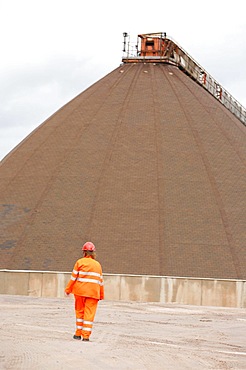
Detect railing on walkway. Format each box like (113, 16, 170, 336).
(122, 33, 246, 126)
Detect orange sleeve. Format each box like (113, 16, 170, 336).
(100, 284, 104, 300)
(65, 261, 79, 294)
(100, 264, 104, 300)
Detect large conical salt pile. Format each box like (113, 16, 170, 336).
(1, 33, 245, 279)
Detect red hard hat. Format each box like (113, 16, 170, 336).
(82, 242, 96, 252)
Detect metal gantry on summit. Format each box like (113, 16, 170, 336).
(122, 32, 246, 126)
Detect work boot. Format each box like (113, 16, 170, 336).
(82, 338, 89, 341)
(73, 335, 81, 340)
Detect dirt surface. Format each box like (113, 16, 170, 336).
(0, 295, 246, 370)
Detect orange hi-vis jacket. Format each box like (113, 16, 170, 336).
(65, 256, 104, 300)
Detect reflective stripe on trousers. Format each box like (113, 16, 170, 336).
(76, 318, 93, 332)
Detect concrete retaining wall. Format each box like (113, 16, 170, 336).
(0, 270, 245, 308)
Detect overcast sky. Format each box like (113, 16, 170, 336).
(0, 0, 246, 161)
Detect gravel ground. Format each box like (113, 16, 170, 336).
(0, 295, 246, 369)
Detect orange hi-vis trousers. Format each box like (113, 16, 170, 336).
(74, 295, 98, 339)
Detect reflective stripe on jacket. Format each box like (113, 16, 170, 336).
(65, 256, 104, 300)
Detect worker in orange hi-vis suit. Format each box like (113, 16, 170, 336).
(65, 242, 104, 341)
